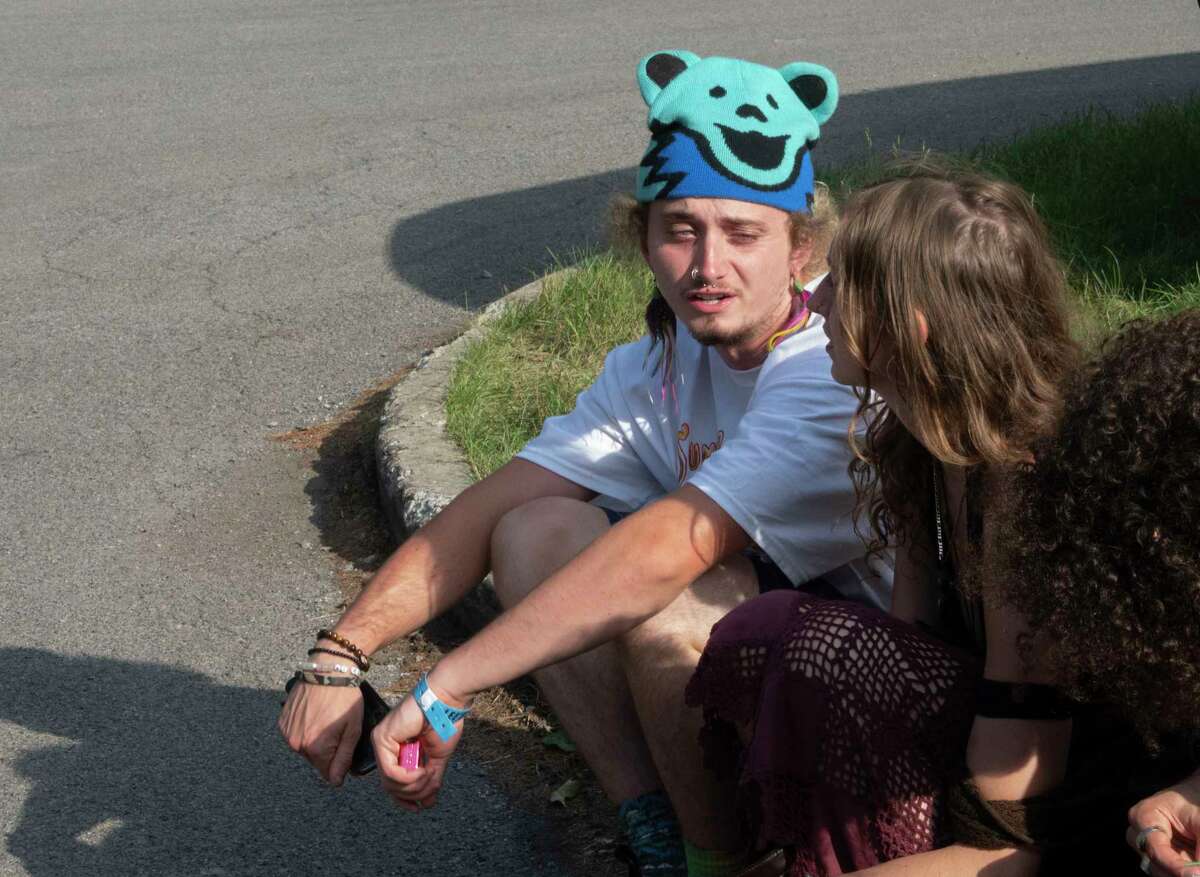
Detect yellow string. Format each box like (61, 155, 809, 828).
(766, 310, 812, 353)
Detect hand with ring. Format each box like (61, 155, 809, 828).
(1127, 771, 1200, 876)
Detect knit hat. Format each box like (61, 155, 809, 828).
(635, 51, 838, 213)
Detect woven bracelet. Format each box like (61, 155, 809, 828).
(292, 670, 361, 688)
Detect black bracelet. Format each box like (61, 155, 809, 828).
(307, 646, 360, 665)
(975, 678, 1078, 720)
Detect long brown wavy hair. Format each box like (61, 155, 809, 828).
(991, 310, 1200, 739)
(827, 161, 1079, 552)
(609, 188, 837, 376)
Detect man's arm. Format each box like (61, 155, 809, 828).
(324, 458, 594, 654)
(278, 457, 593, 784)
(371, 483, 750, 808)
(426, 483, 747, 703)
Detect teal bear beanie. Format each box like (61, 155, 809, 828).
(635, 51, 838, 213)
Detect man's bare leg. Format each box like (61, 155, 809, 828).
(493, 498, 760, 860)
(618, 558, 759, 852)
(490, 496, 662, 804)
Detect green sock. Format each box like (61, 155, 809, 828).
(683, 841, 752, 877)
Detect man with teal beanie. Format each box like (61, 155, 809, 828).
(635, 51, 832, 209)
(280, 51, 887, 876)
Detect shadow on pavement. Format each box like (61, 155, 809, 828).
(288, 380, 402, 574)
(0, 648, 567, 877)
(387, 51, 1200, 308)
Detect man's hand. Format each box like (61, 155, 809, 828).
(373, 686, 466, 813)
(278, 681, 363, 786)
(1127, 773, 1200, 876)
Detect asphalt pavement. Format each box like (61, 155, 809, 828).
(1, 1, 1198, 874)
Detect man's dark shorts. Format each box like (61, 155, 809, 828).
(601, 507, 840, 598)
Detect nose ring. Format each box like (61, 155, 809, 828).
(691, 267, 707, 285)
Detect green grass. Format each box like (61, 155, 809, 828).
(447, 98, 1200, 478)
(446, 252, 653, 477)
(980, 101, 1200, 302)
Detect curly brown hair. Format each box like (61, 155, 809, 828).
(827, 160, 1079, 553)
(992, 309, 1200, 738)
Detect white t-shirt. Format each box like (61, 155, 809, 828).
(517, 299, 892, 609)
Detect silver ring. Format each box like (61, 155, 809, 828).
(1141, 852, 1152, 874)
(690, 267, 701, 282)
(1137, 825, 1165, 853)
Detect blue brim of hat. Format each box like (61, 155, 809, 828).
(637, 127, 815, 214)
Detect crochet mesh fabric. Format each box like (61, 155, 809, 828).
(685, 590, 980, 876)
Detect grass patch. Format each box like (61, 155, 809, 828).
(446, 252, 653, 477)
(981, 101, 1200, 302)
(448, 98, 1200, 478)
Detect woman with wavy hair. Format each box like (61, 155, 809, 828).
(686, 163, 1085, 875)
(992, 312, 1200, 876)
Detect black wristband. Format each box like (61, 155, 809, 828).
(975, 678, 1077, 720)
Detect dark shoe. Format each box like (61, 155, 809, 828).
(735, 847, 787, 877)
(614, 842, 640, 877)
(616, 791, 687, 877)
(614, 840, 691, 876)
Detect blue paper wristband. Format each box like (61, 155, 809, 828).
(413, 674, 470, 742)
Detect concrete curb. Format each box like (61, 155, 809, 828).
(374, 276, 551, 630)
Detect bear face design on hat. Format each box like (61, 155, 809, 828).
(635, 51, 838, 213)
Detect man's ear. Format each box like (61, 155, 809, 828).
(777, 62, 838, 125)
(638, 50, 700, 106)
(789, 238, 815, 284)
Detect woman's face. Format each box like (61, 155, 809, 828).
(807, 273, 870, 388)
(809, 272, 907, 398)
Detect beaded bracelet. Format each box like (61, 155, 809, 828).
(292, 670, 361, 688)
(307, 646, 359, 665)
(316, 628, 370, 671)
(299, 661, 362, 678)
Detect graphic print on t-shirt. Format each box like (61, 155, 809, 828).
(675, 422, 725, 484)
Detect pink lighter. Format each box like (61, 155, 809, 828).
(400, 740, 421, 770)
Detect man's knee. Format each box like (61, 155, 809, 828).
(619, 558, 759, 667)
(619, 605, 707, 669)
(490, 496, 609, 607)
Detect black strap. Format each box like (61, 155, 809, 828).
(975, 678, 1078, 720)
(930, 464, 987, 654)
